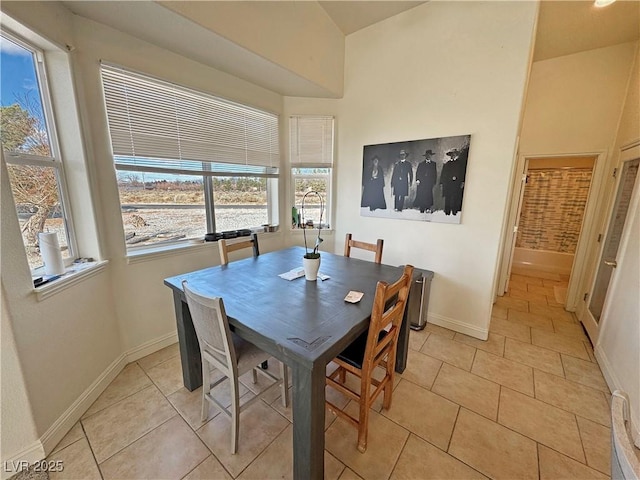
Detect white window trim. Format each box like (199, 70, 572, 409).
(2, 29, 78, 270)
(33, 260, 109, 301)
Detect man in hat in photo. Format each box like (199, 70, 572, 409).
(390, 149, 413, 211)
(413, 149, 437, 213)
(440, 147, 467, 215)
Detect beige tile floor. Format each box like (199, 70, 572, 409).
(46, 269, 614, 479)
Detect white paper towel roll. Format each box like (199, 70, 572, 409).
(39, 232, 65, 276)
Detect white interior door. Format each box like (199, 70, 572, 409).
(496, 157, 527, 296)
(583, 157, 639, 342)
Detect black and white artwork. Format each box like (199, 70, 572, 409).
(361, 134, 471, 224)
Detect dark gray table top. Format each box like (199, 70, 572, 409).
(164, 246, 408, 369)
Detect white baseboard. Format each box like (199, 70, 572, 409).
(39, 353, 128, 455)
(30, 331, 178, 464)
(595, 345, 640, 446)
(1, 441, 46, 480)
(427, 312, 489, 340)
(124, 331, 178, 363)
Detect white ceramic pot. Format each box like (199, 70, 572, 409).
(303, 256, 321, 281)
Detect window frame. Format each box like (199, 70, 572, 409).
(2, 30, 78, 270)
(291, 167, 332, 229)
(114, 163, 277, 251)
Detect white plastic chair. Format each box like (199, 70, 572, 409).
(182, 281, 289, 454)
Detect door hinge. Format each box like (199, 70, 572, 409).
(521, 174, 527, 183)
(583, 293, 589, 301)
(613, 168, 618, 178)
(597, 233, 602, 242)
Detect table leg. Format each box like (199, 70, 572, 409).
(172, 293, 202, 391)
(292, 362, 325, 480)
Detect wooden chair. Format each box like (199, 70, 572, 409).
(182, 281, 289, 454)
(219, 233, 259, 265)
(344, 233, 384, 264)
(325, 264, 414, 452)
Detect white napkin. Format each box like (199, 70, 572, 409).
(279, 268, 305, 280)
(344, 291, 364, 303)
(278, 269, 331, 281)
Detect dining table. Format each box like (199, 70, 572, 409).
(164, 246, 413, 480)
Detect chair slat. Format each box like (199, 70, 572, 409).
(344, 233, 384, 264)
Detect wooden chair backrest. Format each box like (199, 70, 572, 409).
(218, 233, 259, 265)
(363, 264, 414, 373)
(344, 233, 384, 264)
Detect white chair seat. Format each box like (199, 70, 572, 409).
(203, 332, 269, 377)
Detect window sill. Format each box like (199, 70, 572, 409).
(34, 260, 109, 301)
(126, 231, 282, 265)
(289, 228, 334, 235)
(127, 239, 215, 265)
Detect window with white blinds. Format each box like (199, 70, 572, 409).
(101, 64, 280, 174)
(289, 115, 334, 230)
(100, 64, 281, 251)
(289, 115, 334, 168)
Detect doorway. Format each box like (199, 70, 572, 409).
(505, 155, 596, 305)
(582, 156, 639, 342)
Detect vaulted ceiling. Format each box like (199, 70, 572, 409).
(60, 1, 640, 97)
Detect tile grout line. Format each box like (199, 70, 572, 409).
(93, 412, 179, 468)
(81, 372, 152, 421)
(386, 431, 412, 480)
(78, 417, 104, 480)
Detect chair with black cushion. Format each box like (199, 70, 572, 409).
(219, 233, 259, 265)
(182, 281, 288, 454)
(344, 233, 384, 264)
(325, 264, 413, 452)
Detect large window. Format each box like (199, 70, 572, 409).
(101, 65, 280, 250)
(1, 32, 75, 270)
(289, 116, 334, 229)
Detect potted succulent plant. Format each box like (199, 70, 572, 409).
(301, 191, 324, 281)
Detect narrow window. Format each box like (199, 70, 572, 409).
(290, 116, 334, 229)
(1, 32, 76, 270)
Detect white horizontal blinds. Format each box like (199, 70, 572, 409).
(290, 116, 334, 168)
(101, 64, 280, 169)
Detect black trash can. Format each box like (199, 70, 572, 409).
(406, 268, 434, 331)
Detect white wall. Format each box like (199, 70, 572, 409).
(287, 1, 538, 339)
(0, 284, 42, 473)
(519, 42, 637, 155)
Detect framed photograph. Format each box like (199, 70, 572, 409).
(361, 134, 471, 224)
